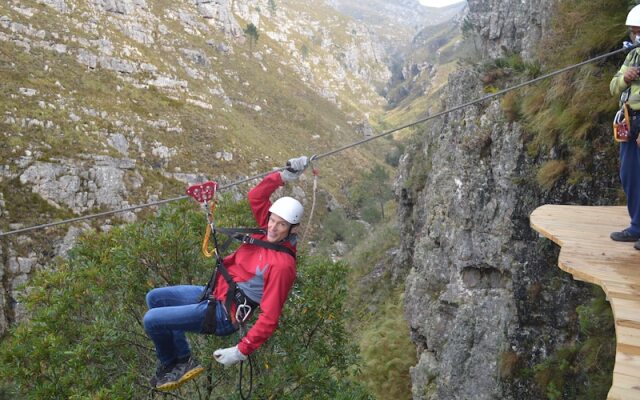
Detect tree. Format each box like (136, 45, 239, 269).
(300, 43, 309, 60)
(461, 16, 479, 56)
(244, 22, 260, 54)
(350, 165, 394, 223)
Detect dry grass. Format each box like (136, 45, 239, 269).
(536, 160, 567, 190)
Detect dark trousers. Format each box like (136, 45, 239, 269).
(621, 114, 640, 234)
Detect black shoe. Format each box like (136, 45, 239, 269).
(610, 229, 640, 242)
(149, 362, 175, 388)
(155, 357, 204, 391)
(635, 239, 640, 251)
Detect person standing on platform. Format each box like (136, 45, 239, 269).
(610, 5, 640, 251)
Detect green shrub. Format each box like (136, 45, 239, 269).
(531, 287, 614, 400)
(318, 207, 368, 251)
(0, 201, 371, 399)
(360, 292, 416, 400)
(385, 142, 406, 167)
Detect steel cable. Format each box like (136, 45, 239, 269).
(1, 44, 636, 238)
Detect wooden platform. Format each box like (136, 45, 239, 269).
(530, 205, 640, 399)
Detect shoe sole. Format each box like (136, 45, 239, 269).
(155, 366, 205, 391)
(611, 237, 640, 242)
(610, 232, 640, 242)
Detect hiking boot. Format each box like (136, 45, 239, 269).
(155, 356, 204, 391)
(610, 229, 640, 242)
(149, 361, 175, 388)
(635, 239, 640, 251)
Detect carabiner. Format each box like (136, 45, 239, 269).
(236, 301, 252, 323)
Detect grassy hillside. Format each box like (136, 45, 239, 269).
(0, 0, 392, 231)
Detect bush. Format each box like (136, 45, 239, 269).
(536, 160, 567, 190)
(531, 287, 614, 400)
(0, 201, 371, 399)
(360, 293, 416, 400)
(318, 207, 368, 251)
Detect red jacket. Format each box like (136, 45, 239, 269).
(212, 172, 297, 355)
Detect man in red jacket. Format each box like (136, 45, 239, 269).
(143, 156, 308, 391)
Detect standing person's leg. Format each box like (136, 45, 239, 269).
(630, 117, 640, 250)
(613, 113, 640, 241)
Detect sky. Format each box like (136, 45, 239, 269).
(419, 0, 465, 7)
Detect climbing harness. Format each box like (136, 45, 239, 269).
(186, 181, 256, 331)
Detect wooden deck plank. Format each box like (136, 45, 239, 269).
(618, 325, 640, 347)
(616, 350, 640, 368)
(611, 372, 640, 391)
(530, 205, 640, 400)
(614, 362, 640, 381)
(607, 387, 640, 400)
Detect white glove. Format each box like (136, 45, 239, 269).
(280, 156, 308, 181)
(213, 345, 247, 366)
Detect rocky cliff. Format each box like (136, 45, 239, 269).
(396, 0, 616, 398)
(464, 0, 553, 61)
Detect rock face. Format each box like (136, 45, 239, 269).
(464, 0, 554, 61)
(19, 157, 138, 214)
(196, 0, 243, 39)
(396, 0, 617, 398)
(397, 94, 592, 399)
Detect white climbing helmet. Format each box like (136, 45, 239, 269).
(627, 5, 640, 26)
(269, 197, 304, 225)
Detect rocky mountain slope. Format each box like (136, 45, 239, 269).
(326, 0, 465, 47)
(394, 0, 620, 398)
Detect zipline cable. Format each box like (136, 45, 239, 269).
(1, 43, 637, 238)
(311, 44, 638, 161)
(0, 169, 284, 237)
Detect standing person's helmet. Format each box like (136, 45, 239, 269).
(269, 197, 304, 225)
(627, 5, 640, 26)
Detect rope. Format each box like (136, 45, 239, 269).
(238, 354, 253, 400)
(1, 43, 636, 239)
(299, 161, 319, 251)
(310, 45, 637, 161)
(237, 323, 253, 399)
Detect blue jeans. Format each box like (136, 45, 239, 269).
(143, 285, 235, 366)
(621, 114, 640, 235)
